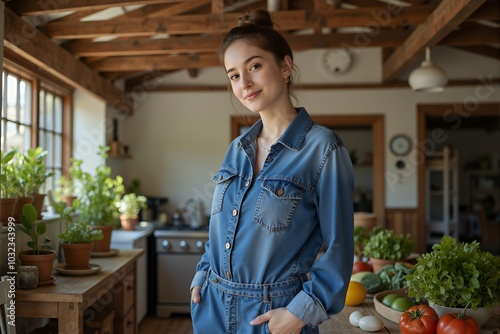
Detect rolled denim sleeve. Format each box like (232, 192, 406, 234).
(287, 144, 354, 326)
(190, 239, 212, 291)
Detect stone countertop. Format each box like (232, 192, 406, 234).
(111, 221, 155, 243)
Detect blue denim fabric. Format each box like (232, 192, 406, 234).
(191, 108, 354, 331)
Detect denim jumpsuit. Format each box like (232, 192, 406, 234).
(191, 108, 354, 334)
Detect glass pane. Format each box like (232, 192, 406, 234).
(54, 96, 62, 132)
(5, 122, 21, 150)
(39, 129, 46, 150)
(20, 79, 31, 125)
(54, 134, 62, 168)
(6, 75, 18, 121)
(46, 132, 54, 166)
(1, 120, 5, 151)
(39, 90, 46, 129)
(1, 72, 5, 118)
(46, 92, 54, 131)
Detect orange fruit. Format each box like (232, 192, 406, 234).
(345, 281, 367, 306)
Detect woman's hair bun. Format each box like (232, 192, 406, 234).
(237, 9, 274, 29)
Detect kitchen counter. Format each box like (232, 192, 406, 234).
(111, 221, 155, 245)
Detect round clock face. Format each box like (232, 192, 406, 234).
(390, 134, 412, 156)
(321, 48, 352, 75)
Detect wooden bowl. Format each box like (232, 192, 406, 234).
(373, 288, 409, 324)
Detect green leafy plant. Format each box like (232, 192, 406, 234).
(353, 225, 382, 257)
(0, 150, 17, 197)
(12, 147, 54, 196)
(363, 229, 415, 260)
(59, 220, 104, 244)
(117, 193, 147, 219)
(73, 146, 125, 226)
(55, 158, 83, 199)
(17, 204, 52, 254)
(406, 236, 500, 309)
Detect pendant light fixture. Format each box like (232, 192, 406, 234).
(408, 47, 448, 93)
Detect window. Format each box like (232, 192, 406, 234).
(1, 67, 71, 197)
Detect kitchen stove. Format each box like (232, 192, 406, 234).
(154, 224, 209, 317)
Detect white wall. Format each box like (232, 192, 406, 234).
(110, 47, 500, 215)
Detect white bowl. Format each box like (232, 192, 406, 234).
(430, 303, 494, 327)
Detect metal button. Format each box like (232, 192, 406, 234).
(217, 176, 222, 181)
(277, 188, 284, 197)
(212, 278, 219, 283)
(225, 242, 231, 249)
(245, 180, 250, 187)
(266, 157, 273, 163)
(225, 272, 231, 279)
(232, 209, 238, 216)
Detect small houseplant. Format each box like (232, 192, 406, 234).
(59, 220, 104, 269)
(17, 204, 56, 285)
(0, 150, 18, 224)
(116, 193, 147, 230)
(363, 229, 415, 273)
(55, 157, 83, 207)
(73, 146, 125, 252)
(406, 236, 500, 326)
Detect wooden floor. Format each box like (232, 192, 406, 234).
(139, 314, 193, 334)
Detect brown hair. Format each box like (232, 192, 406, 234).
(219, 9, 295, 86)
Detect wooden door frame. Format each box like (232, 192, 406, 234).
(231, 114, 386, 226)
(417, 103, 500, 250)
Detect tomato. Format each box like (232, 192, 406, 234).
(399, 305, 438, 334)
(391, 297, 415, 312)
(352, 260, 372, 274)
(437, 312, 479, 334)
(345, 281, 367, 306)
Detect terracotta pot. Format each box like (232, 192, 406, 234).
(61, 195, 77, 208)
(19, 250, 56, 285)
(61, 243, 92, 270)
(1, 197, 18, 225)
(91, 225, 114, 253)
(31, 193, 46, 219)
(120, 216, 138, 231)
(354, 212, 377, 236)
(13, 196, 34, 223)
(369, 258, 402, 274)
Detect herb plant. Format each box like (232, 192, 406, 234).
(116, 193, 147, 219)
(59, 221, 104, 244)
(363, 229, 415, 260)
(406, 236, 500, 309)
(17, 204, 52, 254)
(0, 150, 17, 197)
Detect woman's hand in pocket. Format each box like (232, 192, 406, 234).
(191, 286, 202, 303)
(250, 307, 305, 334)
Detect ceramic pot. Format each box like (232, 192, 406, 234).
(13, 196, 34, 223)
(430, 302, 494, 327)
(369, 258, 401, 274)
(120, 216, 138, 231)
(19, 250, 56, 286)
(61, 243, 92, 270)
(31, 193, 46, 219)
(0, 197, 18, 225)
(354, 212, 377, 236)
(91, 225, 113, 253)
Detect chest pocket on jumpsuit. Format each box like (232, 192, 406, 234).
(255, 179, 305, 232)
(211, 170, 237, 215)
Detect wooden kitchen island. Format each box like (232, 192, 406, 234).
(16, 249, 143, 334)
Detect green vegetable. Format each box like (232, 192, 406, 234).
(406, 236, 500, 309)
(390, 297, 415, 312)
(360, 272, 383, 294)
(363, 229, 415, 260)
(382, 293, 401, 307)
(378, 262, 414, 290)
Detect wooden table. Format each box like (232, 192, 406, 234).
(16, 249, 143, 334)
(320, 299, 500, 333)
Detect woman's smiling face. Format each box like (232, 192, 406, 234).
(224, 40, 289, 113)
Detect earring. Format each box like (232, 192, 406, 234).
(286, 76, 290, 83)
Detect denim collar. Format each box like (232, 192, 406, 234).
(238, 107, 314, 151)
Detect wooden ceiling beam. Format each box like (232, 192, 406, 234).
(42, 6, 434, 39)
(7, 0, 189, 16)
(441, 25, 499, 46)
(91, 53, 220, 72)
(383, 0, 487, 82)
(3, 7, 132, 114)
(455, 45, 500, 59)
(469, 1, 500, 21)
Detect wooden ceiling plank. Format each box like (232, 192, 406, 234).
(211, 0, 224, 15)
(3, 7, 132, 114)
(52, 9, 104, 22)
(469, 1, 500, 21)
(42, 5, 434, 39)
(91, 54, 220, 71)
(7, 0, 189, 16)
(455, 45, 500, 59)
(441, 26, 500, 46)
(383, 0, 487, 82)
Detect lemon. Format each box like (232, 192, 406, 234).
(345, 281, 367, 306)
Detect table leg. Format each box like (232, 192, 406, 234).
(58, 302, 83, 333)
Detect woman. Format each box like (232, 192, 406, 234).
(190, 9, 354, 334)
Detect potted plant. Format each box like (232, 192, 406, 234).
(406, 236, 500, 326)
(73, 146, 125, 252)
(1, 150, 18, 225)
(55, 157, 83, 207)
(363, 229, 415, 274)
(59, 220, 104, 270)
(20, 147, 54, 218)
(116, 193, 147, 230)
(17, 204, 56, 286)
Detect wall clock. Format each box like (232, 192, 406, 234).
(389, 134, 412, 156)
(321, 48, 352, 75)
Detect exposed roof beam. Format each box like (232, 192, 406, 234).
(455, 45, 500, 59)
(42, 6, 434, 39)
(383, 0, 487, 82)
(7, 0, 189, 16)
(3, 7, 132, 114)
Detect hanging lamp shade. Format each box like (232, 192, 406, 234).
(408, 47, 448, 93)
